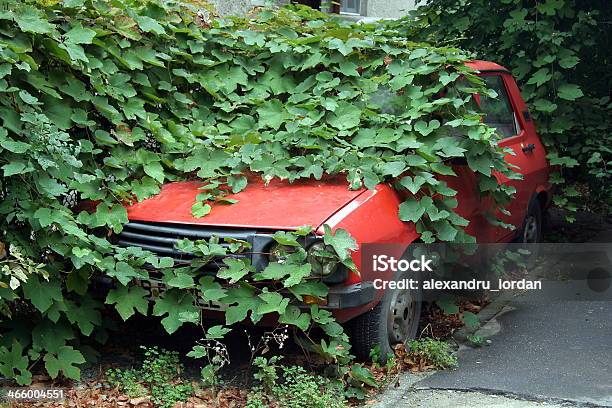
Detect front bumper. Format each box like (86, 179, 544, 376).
(325, 282, 376, 309)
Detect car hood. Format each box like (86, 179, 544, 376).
(126, 177, 366, 230)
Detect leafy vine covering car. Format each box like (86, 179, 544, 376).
(116, 61, 552, 359)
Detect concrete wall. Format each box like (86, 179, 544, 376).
(207, 0, 252, 16)
(207, 0, 291, 16)
(207, 0, 417, 18)
(365, 0, 417, 18)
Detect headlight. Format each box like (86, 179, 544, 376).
(307, 242, 339, 276)
(269, 243, 298, 263)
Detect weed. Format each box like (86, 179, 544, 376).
(407, 338, 457, 369)
(187, 336, 230, 390)
(150, 383, 194, 408)
(105, 367, 147, 398)
(369, 345, 395, 370)
(249, 357, 347, 408)
(467, 334, 485, 347)
(252, 356, 281, 393)
(104, 347, 193, 408)
(140, 346, 182, 385)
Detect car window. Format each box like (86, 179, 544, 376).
(480, 76, 521, 138)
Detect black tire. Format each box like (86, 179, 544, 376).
(347, 269, 422, 362)
(513, 198, 543, 269)
(516, 198, 543, 244)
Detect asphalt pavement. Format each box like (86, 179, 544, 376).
(372, 225, 612, 408)
(417, 298, 612, 407)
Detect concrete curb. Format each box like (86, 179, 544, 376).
(452, 291, 515, 343)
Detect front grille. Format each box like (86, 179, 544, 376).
(116, 221, 257, 265)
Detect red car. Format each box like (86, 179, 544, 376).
(117, 61, 552, 359)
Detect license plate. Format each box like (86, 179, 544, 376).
(136, 279, 227, 311)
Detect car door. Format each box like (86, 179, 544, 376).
(478, 73, 549, 242)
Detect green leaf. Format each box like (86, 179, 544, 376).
(37, 175, 68, 197)
(44, 346, 85, 380)
(399, 175, 426, 195)
(327, 102, 361, 131)
(257, 99, 289, 130)
(60, 77, 91, 100)
(557, 84, 584, 101)
(22, 276, 63, 313)
(64, 298, 101, 336)
(153, 289, 199, 334)
(336, 60, 359, 77)
(14, 7, 55, 34)
(143, 161, 164, 183)
(466, 154, 493, 176)
(279, 305, 311, 331)
(0, 340, 32, 385)
(537, 0, 564, 16)
(437, 299, 459, 315)
(414, 120, 440, 136)
(191, 201, 212, 218)
(105, 285, 149, 320)
(272, 231, 301, 247)
(398, 197, 432, 223)
(532, 99, 557, 113)
(558, 53, 579, 69)
(322, 226, 357, 261)
(1, 139, 30, 153)
(289, 281, 328, 300)
(283, 264, 311, 287)
(166, 271, 195, 289)
(65, 24, 97, 44)
(254, 262, 292, 281)
(134, 15, 166, 35)
(350, 364, 378, 387)
(223, 286, 262, 325)
(257, 291, 289, 315)
(228, 175, 248, 193)
(526, 68, 551, 87)
(206, 325, 232, 340)
(433, 220, 458, 241)
(217, 258, 252, 283)
(2, 161, 27, 176)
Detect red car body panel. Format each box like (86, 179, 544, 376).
(127, 176, 366, 231)
(121, 60, 553, 323)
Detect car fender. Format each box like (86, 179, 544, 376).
(316, 184, 421, 322)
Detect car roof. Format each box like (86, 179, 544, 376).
(466, 60, 510, 73)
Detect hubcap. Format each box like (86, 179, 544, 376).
(387, 289, 417, 344)
(523, 215, 538, 243)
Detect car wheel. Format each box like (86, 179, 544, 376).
(513, 198, 543, 269)
(518, 198, 543, 244)
(348, 269, 422, 362)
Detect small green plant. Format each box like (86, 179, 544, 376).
(140, 346, 182, 385)
(105, 367, 147, 398)
(467, 334, 485, 347)
(407, 338, 458, 369)
(274, 365, 346, 408)
(369, 345, 396, 370)
(104, 347, 193, 408)
(150, 383, 194, 408)
(245, 390, 269, 408)
(252, 356, 281, 393)
(187, 326, 232, 389)
(250, 358, 347, 408)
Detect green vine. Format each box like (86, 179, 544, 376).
(0, 0, 514, 391)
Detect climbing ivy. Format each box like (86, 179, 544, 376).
(0, 0, 514, 386)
